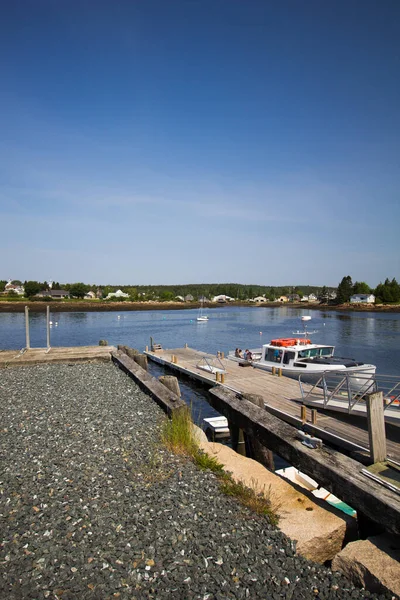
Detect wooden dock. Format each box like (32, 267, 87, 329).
(0, 346, 116, 367)
(144, 346, 400, 462)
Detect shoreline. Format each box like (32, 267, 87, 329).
(0, 300, 399, 313)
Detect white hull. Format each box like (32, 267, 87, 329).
(253, 361, 376, 391)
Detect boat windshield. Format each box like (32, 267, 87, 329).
(298, 346, 334, 358)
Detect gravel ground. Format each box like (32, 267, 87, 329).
(0, 363, 392, 600)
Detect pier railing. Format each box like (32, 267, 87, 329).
(298, 370, 400, 415)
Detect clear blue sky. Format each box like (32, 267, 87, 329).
(1, 0, 399, 287)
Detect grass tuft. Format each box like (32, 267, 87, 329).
(161, 407, 198, 456)
(220, 477, 279, 525)
(193, 450, 225, 474)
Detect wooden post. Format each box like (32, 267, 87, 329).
(133, 354, 148, 371)
(229, 422, 246, 456)
(46, 305, 51, 350)
(24, 306, 30, 349)
(271, 367, 276, 375)
(301, 405, 307, 423)
(185, 343, 188, 348)
(150, 336, 154, 351)
(216, 372, 220, 382)
(366, 391, 386, 463)
(242, 394, 274, 470)
(159, 376, 181, 397)
(221, 351, 224, 359)
(311, 409, 317, 425)
(145, 345, 148, 352)
(278, 368, 282, 377)
(220, 373, 225, 384)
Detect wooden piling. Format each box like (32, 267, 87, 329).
(133, 354, 148, 371)
(301, 405, 307, 423)
(242, 394, 274, 470)
(24, 306, 30, 349)
(278, 368, 282, 377)
(271, 367, 276, 375)
(215, 372, 220, 382)
(229, 422, 246, 456)
(311, 409, 317, 425)
(220, 372, 225, 384)
(366, 391, 387, 463)
(159, 375, 181, 397)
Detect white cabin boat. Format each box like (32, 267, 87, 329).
(227, 318, 376, 390)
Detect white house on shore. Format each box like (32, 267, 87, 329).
(212, 295, 235, 303)
(106, 289, 130, 300)
(350, 294, 375, 304)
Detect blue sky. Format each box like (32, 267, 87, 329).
(1, 0, 399, 287)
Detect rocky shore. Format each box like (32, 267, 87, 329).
(0, 363, 393, 599)
(0, 300, 399, 313)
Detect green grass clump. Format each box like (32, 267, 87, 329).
(193, 450, 225, 473)
(220, 477, 279, 525)
(161, 407, 198, 456)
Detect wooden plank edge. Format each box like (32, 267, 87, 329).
(209, 385, 400, 535)
(112, 350, 186, 416)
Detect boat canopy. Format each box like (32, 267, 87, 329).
(270, 338, 312, 347)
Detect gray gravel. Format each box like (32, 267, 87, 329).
(0, 363, 391, 599)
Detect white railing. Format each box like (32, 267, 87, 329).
(298, 370, 400, 414)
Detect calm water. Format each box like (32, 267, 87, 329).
(1, 305, 399, 375)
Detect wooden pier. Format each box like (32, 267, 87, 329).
(0, 345, 116, 367)
(144, 346, 400, 462)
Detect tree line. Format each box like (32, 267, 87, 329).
(336, 276, 400, 304)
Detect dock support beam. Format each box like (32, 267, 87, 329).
(243, 394, 274, 470)
(366, 391, 386, 464)
(24, 306, 30, 349)
(46, 305, 51, 351)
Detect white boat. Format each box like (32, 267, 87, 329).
(197, 299, 209, 322)
(227, 317, 376, 389)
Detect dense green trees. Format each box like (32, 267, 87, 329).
(336, 276, 353, 304)
(24, 281, 41, 298)
(69, 282, 89, 298)
(352, 281, 371, 294)
(375, 278, 400, 304)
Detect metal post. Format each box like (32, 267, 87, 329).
(25, 306, 30, 349)
(46, 305, 51, 351)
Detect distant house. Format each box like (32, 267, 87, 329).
(106, 289, 130, 300)
(287, 294, 301, 302)
(84, 291, 96, 300)
(301, 293, 318, 302)
(212, 295, 235, 303)
(198, 295, 210, 303)
(253, 296, 267, 303)
(36, 289, 70, 299)
(4, 280, 24, 296)
(277, 296, 288, 303)
(184, 294, 194, 302)
(350, 294, 375, 304)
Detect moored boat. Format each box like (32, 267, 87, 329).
(227, 317, 376, 390)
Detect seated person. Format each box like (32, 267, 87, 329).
(246, 349, 253, 361)
(234, 348, 241, 358)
